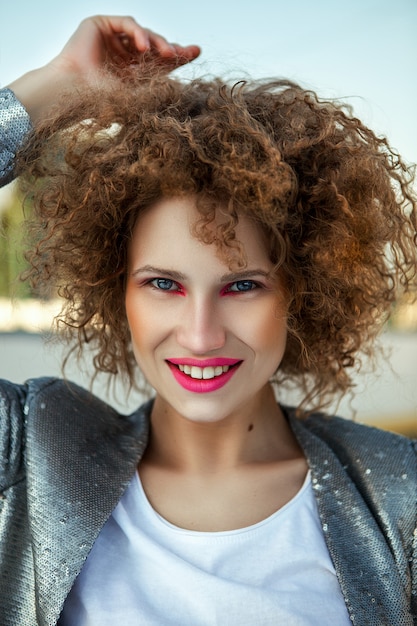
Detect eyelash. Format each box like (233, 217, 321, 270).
(144, 277, 262, 295)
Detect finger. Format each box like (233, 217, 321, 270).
(91, 15, 152, 52)
(108, 19, 200, 60)
(116, 35, 200, 68)
(146, 29, 177, 56)
(171, 44, 201, 61)
(148, 35, 201, 63)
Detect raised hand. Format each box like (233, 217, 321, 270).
(7, 15, 201, 122)
(50, 15, 201, 77)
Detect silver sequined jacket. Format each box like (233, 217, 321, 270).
(0, 90, 416, 626)
(0, 88, 32, 186)
(0, 377, 416, 626)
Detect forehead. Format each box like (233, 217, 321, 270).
(128, 196, 272, 271)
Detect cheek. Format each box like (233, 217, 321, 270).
(125, 290, 150, 348)
(243, 300, 287, 353)
(125, 295, 157, 374)
(125, 290, 173, 350)
(260, 322, 287, 367)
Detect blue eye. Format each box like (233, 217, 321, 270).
(228, 280, 258, 292)
(151, 278, 177, 291)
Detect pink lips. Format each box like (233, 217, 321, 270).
(168, 357, 239, 367)
(166, 358, 242, 393)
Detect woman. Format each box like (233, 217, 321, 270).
(1, 15, 416, 626)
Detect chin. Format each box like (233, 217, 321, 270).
(166, 394, 249, 425)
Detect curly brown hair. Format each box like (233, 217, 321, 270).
(17, 71, 417, 411)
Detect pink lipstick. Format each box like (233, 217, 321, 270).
(168, 358, 239, 367)
(166, 358, 242, 393)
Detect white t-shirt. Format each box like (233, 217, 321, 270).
(60, 471, 352, 625)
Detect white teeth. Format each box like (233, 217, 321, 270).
(202, 367, 214, 380)
(177, 364, 231, 379)
(191, 366, 203, 379)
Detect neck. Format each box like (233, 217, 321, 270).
(143, 384, 300, 474)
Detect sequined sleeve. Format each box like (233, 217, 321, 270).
(0, 88, 32, 188)
(0, 379, 27, 491)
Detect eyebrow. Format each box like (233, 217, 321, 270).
(219, 269, 272, 282)
(131, 265, 187, 280)
(131, 265, 273, 282)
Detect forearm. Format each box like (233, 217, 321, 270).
(1, 62, 81, 187)
(7, 63, 79, 124)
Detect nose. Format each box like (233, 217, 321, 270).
(176, 296, 226, 354)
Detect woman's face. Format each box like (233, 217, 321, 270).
(125, 196, 288, 424)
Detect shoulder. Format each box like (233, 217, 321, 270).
(0, 376, 149, 489)
(0, 378, 71, 482)
(20, 377, 150, 461)
(297, 411, 416, 472)
(0, 375, 151, 437)
(289, 408, 417, 518)
(23, 376, 117, 416)
(0, 378, 56, 490)
(0, 376, 111, 421)
(20, 376, 147, 434)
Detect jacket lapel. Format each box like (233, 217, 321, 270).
(24, 378, 151, 626)
(288, 411, 413, 626)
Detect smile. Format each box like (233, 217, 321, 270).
(166, 358, 242, 393)
(177, 364, 230, 379)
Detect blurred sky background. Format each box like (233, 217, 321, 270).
(2, 0, 417, 165)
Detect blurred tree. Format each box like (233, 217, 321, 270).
(0, 185, 32, 298)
